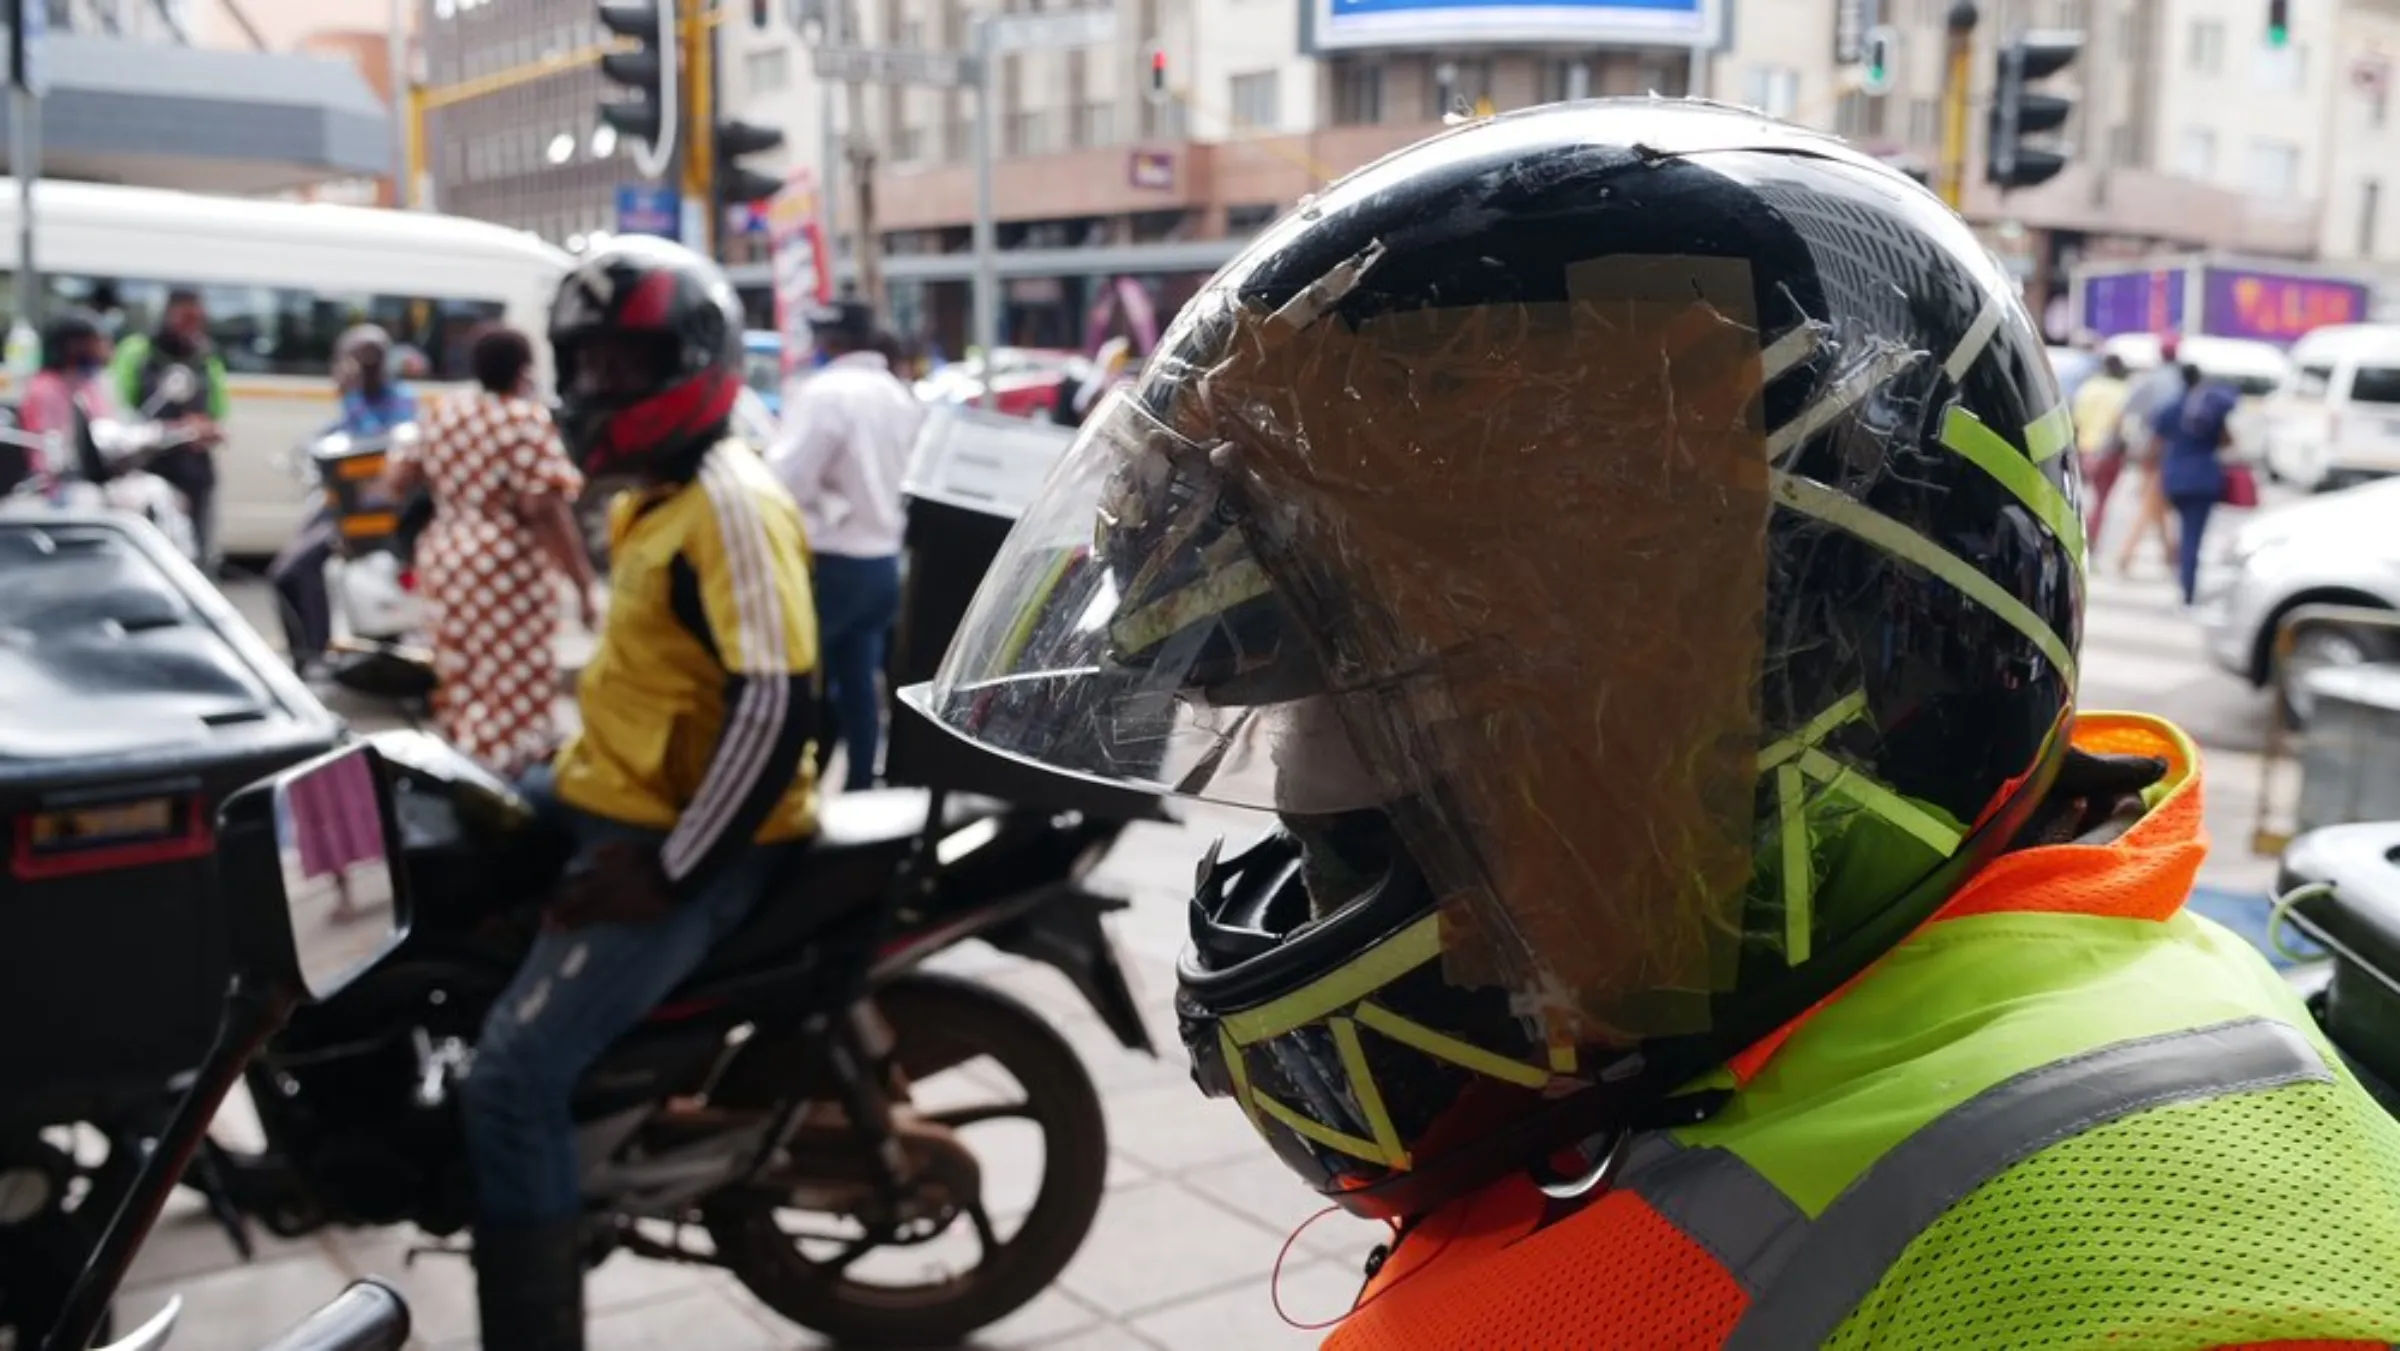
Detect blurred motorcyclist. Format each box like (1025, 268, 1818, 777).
(110, 287, 230, 571)
(268, 324, 421, 674)
(913, 100, 2400, 1346)
(462, 236, 821, 1351)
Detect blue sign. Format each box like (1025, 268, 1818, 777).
(615, 184, 682, 240)
(1311, 0, 1719, 51)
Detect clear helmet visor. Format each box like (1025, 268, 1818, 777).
(923, 387, 1388, 817)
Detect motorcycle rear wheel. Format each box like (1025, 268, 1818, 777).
(703, 972, 1109, 1347)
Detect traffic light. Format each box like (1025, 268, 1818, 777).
(1146, 47, 1170, 104)
(1987, 30, 2081, 192)
(1861, 25, 1898, 96)
(598, 1, 675, 173)
(2267, 0, 2290, 47)
(716, 119, 784, 205)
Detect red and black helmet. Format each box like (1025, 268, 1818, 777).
(549, 234, 745, 481)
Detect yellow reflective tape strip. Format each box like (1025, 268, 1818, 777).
(1795, 747, 1965, 855)
(1770, 471, 2077, 682)
(2025, 403, 2074, 462)
(1222, 913, 1444, 1044)
(1354, 1001, 1552, 1090)
(1219, 1024, 1263, 1131)
(1250, 1087, 1394, 1166)
(1777, 761, 1814, 965)
(1758, 690, 1870, 771)
(1549, 1042, 1578, 1074)
(1941, 406, 2086, 570)
(1330, 1017, 1411, 1169)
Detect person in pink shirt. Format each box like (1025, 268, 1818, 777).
(17, 308, 122, 485)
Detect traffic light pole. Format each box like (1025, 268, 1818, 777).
(972, 16, 997, 410)
(1939, 1, 1977, 210)
(681, 0, 712, 255)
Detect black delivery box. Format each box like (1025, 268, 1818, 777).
(0, 512, 344, 1129)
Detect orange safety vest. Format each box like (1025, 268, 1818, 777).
(1324, 715, 2400, 1350)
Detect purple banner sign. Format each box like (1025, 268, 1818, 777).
(2080, 268, 2187, 338)
(2204, 268, 2371, 345)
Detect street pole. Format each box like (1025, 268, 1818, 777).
(10, 84, 35, 333)
(838, 0, 884, 313)
(682, 0, 715, 256)
(1939, 1, 1979, 211)
(386, 0, 407, 209)
(971, 15, 997, 410)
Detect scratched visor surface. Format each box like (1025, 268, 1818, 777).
(927, 250, 1789, 1040)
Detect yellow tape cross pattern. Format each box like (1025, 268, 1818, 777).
(1941, 406, 2086, 571)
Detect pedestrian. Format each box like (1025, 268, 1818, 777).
(2073, 353, 2132, 545)
(381, 325, 598, 779)
(2153, 361, 2240, 606)
(288, 744, 387, 924)
(15, 308, 122, 492)
(768, 299, 926, 791)
(109, 287, 230, 572)
(269, 325, 420, 676)
(2112, 335, 2191, 576)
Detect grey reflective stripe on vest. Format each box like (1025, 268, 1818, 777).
(1617, 1016, 2331, 1349)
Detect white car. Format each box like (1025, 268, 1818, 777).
(2196, 476, 2400, 723)
(2264, 323, 2400, 492)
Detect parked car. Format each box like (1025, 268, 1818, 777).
(915, 347, 1079, 419)
(2100, 331, 2290, 465)
(2196, 475, 2400, 724)
(2263, 323, 2400, 493)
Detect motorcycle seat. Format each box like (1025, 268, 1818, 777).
(676, 787, 1011, 988)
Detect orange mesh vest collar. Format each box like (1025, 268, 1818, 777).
(1319, 714, 2373, 1351)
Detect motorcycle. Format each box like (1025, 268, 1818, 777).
(284, 427, 437, 707)
(0, 366, 212, 567)
(161, 728, 1157, 1348)
(2270, 821, 2400, 1115)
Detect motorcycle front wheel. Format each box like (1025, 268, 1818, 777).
(702, 972, 1110, 1348)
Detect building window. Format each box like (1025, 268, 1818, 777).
(745, 46, 790, 94)
(1834, 90, 1867, 138)
(2247, 138, 2300, 197)
(2176, 127, 2216, 179)
(1332, 60, 1384, 126)
(1542, 59, 1590, 104)
(2106, 122, 2139, 169)
(2361, 179, 2383, 258)
(1905, 95, 1939, 146)
(1073, 102, 1114, 148)
(1742, 65, 1799, 120)
(1226, 203, 1279, 233)
(1230, 71, 1281, 131)
(2188, 19, 2224, 75)
(2051, 0, 2083, 26)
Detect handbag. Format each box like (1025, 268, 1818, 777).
(2222, 462, 2260, 509)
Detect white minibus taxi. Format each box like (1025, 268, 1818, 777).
(2266, 323, 2400, 491)
(0, 179, 570, 555)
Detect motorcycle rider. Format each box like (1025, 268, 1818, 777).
(268, 324, 420, 675)
(461, 236, 821, 1351)
(15, 307, 119, 491)
(110, 287, 230, 571)
(912, 101, 2400, 1345)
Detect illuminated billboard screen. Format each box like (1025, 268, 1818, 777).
(1309, 0, 1723, 52)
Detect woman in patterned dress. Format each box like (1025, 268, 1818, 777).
(383, 327, 598, 779)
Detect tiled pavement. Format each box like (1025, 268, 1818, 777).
(125, 563, 2293, 1349)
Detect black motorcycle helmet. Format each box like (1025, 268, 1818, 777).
(549, 234, 745, 481)
(911, 99, 2081, 1222)
(40, 307, 107, 373)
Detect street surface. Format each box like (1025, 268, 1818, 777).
(125, 545, 2296, 1349)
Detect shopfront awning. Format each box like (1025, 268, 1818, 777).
(0, 33, 391, 195)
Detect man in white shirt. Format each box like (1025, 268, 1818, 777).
(767, 301, 925, 790)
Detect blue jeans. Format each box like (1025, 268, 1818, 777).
(2172, 494, 2216, 606)
(461, 764, 792, 1226)
(813, 552, 901, 792)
